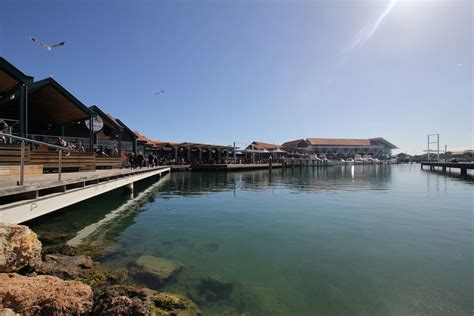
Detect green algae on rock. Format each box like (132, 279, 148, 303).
(134, 255, 183, 283)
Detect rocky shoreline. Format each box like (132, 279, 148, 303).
(0, 223, 201, 315)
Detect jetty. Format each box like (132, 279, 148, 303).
(0, 166, 170, 224)
(420, 161, 473, 176)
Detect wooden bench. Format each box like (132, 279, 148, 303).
(0, 143, 30, 165)
(29, 151, 96, 171)
(95, 157, 123, 169)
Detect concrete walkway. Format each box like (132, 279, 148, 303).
(0, 167, 168, 197)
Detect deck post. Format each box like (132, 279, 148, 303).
(89, 116, 94, 152)
(19, 141, 25, 186)
(442, 166, 446, 173)
(461, 168, 467, 176)
(19, 84, 28, 138)
(132, 138, 137, 155)
(198, 149, 202, 163)
(58, 150, 62, 180)
(124, 182, 134, 195)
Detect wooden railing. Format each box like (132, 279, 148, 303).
(0, 132, 70, 185)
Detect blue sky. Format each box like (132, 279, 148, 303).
(1, 0, 472, 153)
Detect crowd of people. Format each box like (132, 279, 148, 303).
(126, 152, 164, 169)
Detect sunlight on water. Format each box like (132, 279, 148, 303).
(29, 165, 473, 315)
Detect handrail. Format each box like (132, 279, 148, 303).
(0, 132, 70, 185)
(0, 132, 71, 152)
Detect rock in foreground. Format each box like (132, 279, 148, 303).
(0, 224, 42, 273)
(38, 254, 94, 278)
(0, 273, 93, 315)
(134, 255, 182, 283)
(93, 284, 200, 316)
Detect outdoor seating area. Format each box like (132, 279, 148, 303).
(0, 57, 138, 172)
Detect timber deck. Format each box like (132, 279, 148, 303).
(0, 167, 170, 224)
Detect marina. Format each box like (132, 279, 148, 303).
(0, 1, 471, 314)
(26, 165, 474, 315)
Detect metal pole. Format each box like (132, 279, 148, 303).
(427, 135, 430, 161)
(437, 134, 440, 161)
(58, 150, 62, 180)
(444, 145, 447, 162)
(19, 141, 25, 186)
(233, 142, 236, 163)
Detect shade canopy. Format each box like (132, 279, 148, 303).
(28, 78, 93, 124)
(0, 57, 33, 95)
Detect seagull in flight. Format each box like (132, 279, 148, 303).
(155, 90, 166, 95)
(30, 37, 65, 51)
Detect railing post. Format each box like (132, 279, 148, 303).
(58, 150, 62, 180)
(19, 141, 25, 186)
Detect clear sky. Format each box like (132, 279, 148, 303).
(1, 0, 472, 153)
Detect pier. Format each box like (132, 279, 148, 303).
(0, 166, 170, 224)
(420, 161, 473, 176)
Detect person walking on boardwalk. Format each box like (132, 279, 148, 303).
(137, 151, 145, 168)
(148, 153, 154, 167)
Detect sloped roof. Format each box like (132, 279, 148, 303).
(369, 137, 398, 149)
(89, 105, 123, 131)
(281, 139, 309, 148)
(249, 141, 281, 150)
(307, 138, 371, 146)
(0, 57, 34, 94)
(114, 118, 138, 140)
(28, 78, 93, 123)
(149, 140, 177, 147)
(134, 131, 154, 144)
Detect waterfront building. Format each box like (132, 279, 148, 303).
(0, 58, 95, 149)
(89, 105, 137, 157)
(282, 137, 398, 159)
(245, 141, 286, 162)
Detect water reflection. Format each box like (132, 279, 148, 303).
(29, 165, 472, 246)
(163, 164, 394, 196)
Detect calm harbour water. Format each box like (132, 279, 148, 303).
(29, 165, 473, 315)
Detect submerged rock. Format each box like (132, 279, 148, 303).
(197, 276, 234, 303)
(93, 284, 200, 316)
(0, 273, 93, 315)
(42, 244, 81, 257)
(37, 254, 94, 278)
(134, 255, 182, 283)
(0, 224, 42, 273)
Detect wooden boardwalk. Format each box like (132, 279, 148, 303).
(420, 162, 473, 176)
(0, 167, 170, 224)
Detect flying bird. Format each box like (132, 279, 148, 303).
(30, 37, 65, 51)
(155, 90, 166, 95)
